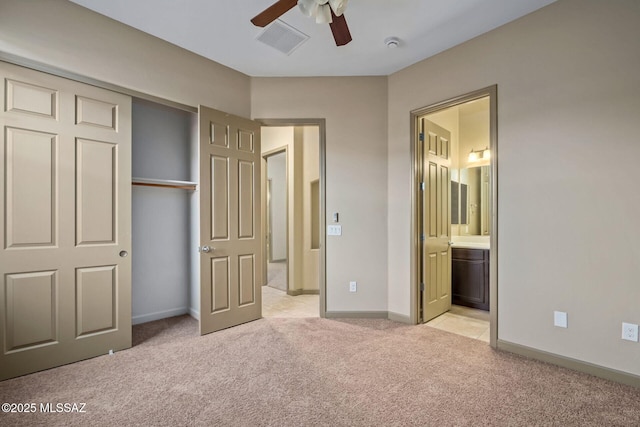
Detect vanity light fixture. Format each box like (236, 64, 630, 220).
(468, 147, 490, 162)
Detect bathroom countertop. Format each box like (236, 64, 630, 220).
(451, 241, 490, 250)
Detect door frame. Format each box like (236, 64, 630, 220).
(410, 85, 498, 347)
(257, 119, 327, 318)
(262, 147, 289, 291)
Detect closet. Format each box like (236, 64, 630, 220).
(0, 60, 263, 380)
(131, 98, 199, 325)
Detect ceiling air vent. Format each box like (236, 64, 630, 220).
(256, 20, 309, 55)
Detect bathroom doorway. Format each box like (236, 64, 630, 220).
(412, 86, 497, 347)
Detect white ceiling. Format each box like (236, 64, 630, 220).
(69, 0, 556, 77)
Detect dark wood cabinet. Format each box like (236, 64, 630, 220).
(452, 248, 489, 311)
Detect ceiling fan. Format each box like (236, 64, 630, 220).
(251, 0, 352, 46)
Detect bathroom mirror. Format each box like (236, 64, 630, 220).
(424, 94, 491, 237)
(451, 165, 490, 236)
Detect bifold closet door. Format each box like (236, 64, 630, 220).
(0, 62, 132, 380)
(199, 105, 262, 334)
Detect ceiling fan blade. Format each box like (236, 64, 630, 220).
(329, 10, 352, 46)
(251, 0, 298, 27)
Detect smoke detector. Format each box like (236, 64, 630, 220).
(384, 37, 400, 48)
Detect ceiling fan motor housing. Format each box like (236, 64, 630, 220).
(299, 0, 348, 20)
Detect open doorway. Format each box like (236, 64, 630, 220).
(265, 151, 288, 293)
(260, 122, 325, 318)
(412, 86, 497, 347)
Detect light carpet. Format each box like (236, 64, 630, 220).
(1, 315, 639, 426)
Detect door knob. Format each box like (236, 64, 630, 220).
(119, 250, 128, 257)
(448, 241, 454, 246)
(200, 245, 211, 253)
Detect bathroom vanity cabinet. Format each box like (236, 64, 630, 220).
(452, 248, 489, 311)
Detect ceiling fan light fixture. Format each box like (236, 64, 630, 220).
(298, 0, 318, 17)
(328, 0, 348, 16)
(299, 0, 346, 23)
(316, 4, 333, 24)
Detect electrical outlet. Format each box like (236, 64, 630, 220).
(349, 281, 357, 292)
(553, 311, 568, 328)
(622, 322, 639, 342)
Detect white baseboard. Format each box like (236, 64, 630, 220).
(189, 307, 200, 320)
(132, 307, 189, 325)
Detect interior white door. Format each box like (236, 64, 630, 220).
(420, 118, 452, 322)
(0, 62, 132, 380)
(199, 106, 262, 334)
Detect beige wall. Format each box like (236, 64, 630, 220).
(388, 0, 640, 375)
(252, 77, 388, 312)
(0, 0, 250, 116)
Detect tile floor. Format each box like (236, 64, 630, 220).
(262, 285, 319, 318)
(425, 305, 490, 342)
(263, 286, 489, 342)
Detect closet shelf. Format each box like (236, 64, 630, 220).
(132, 177, 197, 191)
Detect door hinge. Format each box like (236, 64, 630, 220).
(420, 234, 425, 241)
(420, 282, 425, 292)
(419, 132, 424, 142)
(420, 182, 425, 191)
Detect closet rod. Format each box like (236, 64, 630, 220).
(132, 181, 196, 191)
(132, 177, 197, 191)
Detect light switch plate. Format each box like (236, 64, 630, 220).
(554, 311, 568, 328)
(327, 225, 342, 236)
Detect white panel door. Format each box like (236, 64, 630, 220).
(199, 105, 262, 334)
(420, 118, 452, 322)
(0, 62, 131, 380)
